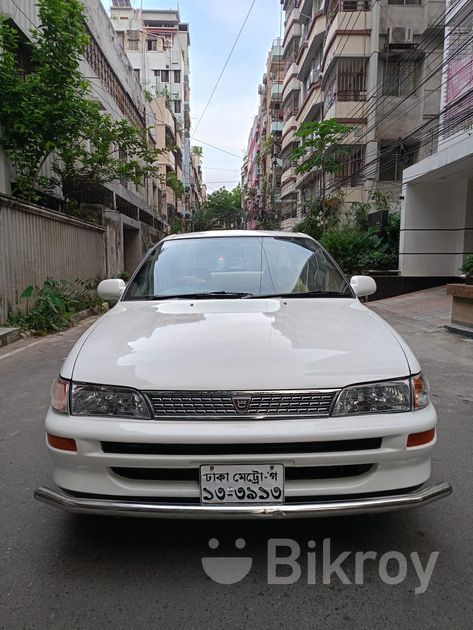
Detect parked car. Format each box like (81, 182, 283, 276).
(35, 231, 451, 518)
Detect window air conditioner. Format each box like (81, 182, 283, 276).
(388, 26, 414, 46)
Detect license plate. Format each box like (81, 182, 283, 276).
(200, 464, 284, 504)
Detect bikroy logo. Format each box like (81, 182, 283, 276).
(201, 537, 439, 594)
(201, 538, 253, 585)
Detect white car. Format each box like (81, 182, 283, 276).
(35, 231, 451, 518)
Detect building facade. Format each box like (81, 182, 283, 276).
(189, 148, 206, 214)
(109, 1, 200, 222)
(247, 0, 446, 231)
(0, 0, 168, 275)
(400, 0, 473, 276)
(243, 39, 284, 229)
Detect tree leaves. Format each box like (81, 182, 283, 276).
(290, 119, 351, 176)
(202, 186, 242, 229)
(0, 0, 91, 198)
(20, 285, 34, 299)
(0, 0, 163, 204)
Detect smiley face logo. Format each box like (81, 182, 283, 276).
(201, 538, 253, 584)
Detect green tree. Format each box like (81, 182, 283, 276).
(0, 0, 91, 199)
(0, 0, 163, 204)
(192, 205, 217, 231)
(294, 191, 345, 238)
(202, 186, 242, 229)
(55, 107, 163, 203)
(290, 119, 350, 203)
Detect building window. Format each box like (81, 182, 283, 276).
(133, 68, 140, 81)
(127, 30, 140, 51)
(383, 58, 421, 96)
(174, 70, 181, 83)
(147, 38, 157, 51)
(174, 100, 182, 114)
(324, 70, 337, 112)
(387, 0, 421, 5)
(153, 69, 160, 77)
(334, 145, 365, 187)
(161, 70, 170, 82)
(379, 142, 417, 181)
(337, 58, 367, 101)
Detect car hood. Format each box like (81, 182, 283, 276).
(67, 298, 413, 390)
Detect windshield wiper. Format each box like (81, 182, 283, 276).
(145, 291, 254, 300)
(247, 291, 351, 299)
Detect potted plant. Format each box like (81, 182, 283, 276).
(460, 255, 473, 285)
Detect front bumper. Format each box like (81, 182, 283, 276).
(43, 405, 442, 500)
(34, 482, 452, 519)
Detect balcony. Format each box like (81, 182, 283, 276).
(327, 1, 371, 32)
(298, 13, 326, 78)
(271, 38, 283, 67)
(270, 83, 283, 102)
(282, 76, 301, 103)
(283, 10, 301, 47)
(297, 81, 323, 123)
(324, 4, 372, 70)
(283, 62, 299, 89)
(281, 166, 297, 187)
(323, 98, 368, 120)
(281, 116, 298, 154)
(281, 175, 298, 200)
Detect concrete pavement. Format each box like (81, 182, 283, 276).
(0, 297, 472, 630)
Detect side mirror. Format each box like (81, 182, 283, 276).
(97, 279, 126, 301)
(350, 275, 377, 297)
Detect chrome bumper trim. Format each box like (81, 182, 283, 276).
(34, 482, 452, 519)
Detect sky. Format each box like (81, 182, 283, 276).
(101, 0, 282, 194)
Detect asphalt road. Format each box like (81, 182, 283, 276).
(0, 310, 472, 630)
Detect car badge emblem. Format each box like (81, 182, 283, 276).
(232, 395, 252, 414)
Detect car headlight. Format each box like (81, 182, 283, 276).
(71, 383, 151, 419)
(332, 374, 430, 416)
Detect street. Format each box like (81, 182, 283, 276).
(1, 298, 472, 630)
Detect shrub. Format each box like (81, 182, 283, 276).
(460, 254, 473, 277)
(320, 228, 378, 275)
(352, 201, 370, 231)
(7, 278, 103, 335)
(320, 220, 400, 276)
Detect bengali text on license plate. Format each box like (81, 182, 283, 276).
(200, 464, 284, 504)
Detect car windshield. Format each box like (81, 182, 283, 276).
(123, 235, 352, 300)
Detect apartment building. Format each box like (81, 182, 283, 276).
(400, 0, 473, 276)
(275, 0, 446, 230)
(109, 0, 197, 222)
(0, 0, 167, 275)
(189, 148, 206, 213)
(244, 39, 284, 228)
(150, 96, 184, 226)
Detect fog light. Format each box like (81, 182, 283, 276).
(407, 428, 435, 447)
(47, 434, 77, 452)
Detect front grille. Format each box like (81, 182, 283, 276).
(111, 464, 373, 482)
(144, 390, 339, 419)
(101, 438, 382, 456)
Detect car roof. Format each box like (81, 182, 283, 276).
(163, 229, 309, 241)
